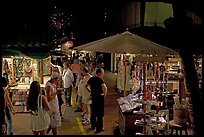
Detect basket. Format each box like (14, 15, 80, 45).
(173, 106, 188, 126)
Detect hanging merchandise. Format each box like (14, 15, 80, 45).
(24, 66, 32, 77)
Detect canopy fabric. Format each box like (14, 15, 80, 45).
(23, 53, 49, 59)
(134, 55, 167, 62)
(74, 31, 178, 56)
(2, 49, 22, 56)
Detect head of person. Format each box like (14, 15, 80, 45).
(52, 67, 62, 81)
(96, 68, 104, 78)
(63, 61, 69, 69)
(82, 67, 89, 76)
(73, 58, 78, 64)
(50, 72, 60, 85)
(29, 81, 41, 95)
(52, 66, 60, 74)
(0, 76, 8, 87)
(91, 62, 97, 69)
(79, 60, 85, 68)
(27, 81, 41, 111)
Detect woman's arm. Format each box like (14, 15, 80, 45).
(85, 83, 91, 93)
(45, 85, 58, 102)
(45, 86, 61, 102)
(42, 95, 50, 112)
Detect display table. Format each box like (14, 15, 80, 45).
(10, 84, 29, 113)
(10, 83, 45, 113)
(117, 103, 145, 135)
(169, 120, 188, 135)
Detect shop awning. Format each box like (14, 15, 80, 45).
(74, 31, 178, 56)
(2, 49, 22, 56)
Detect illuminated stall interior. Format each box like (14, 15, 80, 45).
(2, 55, 51, 113)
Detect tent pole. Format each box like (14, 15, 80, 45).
(40, 59, 44, 84)
(143, 62, 147, 100)
(124, 54, 127, 97)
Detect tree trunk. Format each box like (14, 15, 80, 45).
(179, 49, 203, 135)
(172, 1, 204, 134)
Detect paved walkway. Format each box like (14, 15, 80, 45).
(12, 71, 121, 135)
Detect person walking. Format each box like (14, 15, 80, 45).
(85, 68, 107, 133)
(52, 66, 64, 120)
(62, 61, 74, 107)
(45, 73, 62, 135)
(3, 77, 16, 135)
(26, 81, 50, 135)
(71, 58, 80, 88)
(0, 77, 6, 135)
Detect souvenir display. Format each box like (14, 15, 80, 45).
(2, 55, 51, 113)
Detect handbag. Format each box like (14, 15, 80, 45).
(30, 95, 50, 131)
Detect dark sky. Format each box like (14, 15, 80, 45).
(1, 1, 50, 43)
(0, 0, 121, 45)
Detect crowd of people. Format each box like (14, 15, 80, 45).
(0, 53, 108, 135)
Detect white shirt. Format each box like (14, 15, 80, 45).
(81, 74, 92, 99)
(62, 68, 74, 88)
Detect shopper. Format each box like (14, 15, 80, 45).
(85, 68, 107, 133)
(0, 77, 6, 135)
(26, 81, 50, 135)
(45, 73, 62, 135)
(90, 62, 98, 76)
(3, 77, 16, 135)
(74, 73, 84, 113)
(74, 60, 86, 111)
(62, 61, 74, 107)
(52, 67, 64, 120)
(71, 58, 80, 88)
(81, 67, 92, 125)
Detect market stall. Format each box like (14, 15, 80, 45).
(2, 54, 51, 113)
(74, 30, 180, 135)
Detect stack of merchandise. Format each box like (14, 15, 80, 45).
(173, 95, 188, 126)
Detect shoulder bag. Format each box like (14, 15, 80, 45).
(31, 95, 50, 131)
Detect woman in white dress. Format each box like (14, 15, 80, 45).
(27, 81, 50, 135)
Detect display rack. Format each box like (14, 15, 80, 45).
(13, 91, 29, 113)
(10, 84, 30, 113)
(117, 94, 170, 135)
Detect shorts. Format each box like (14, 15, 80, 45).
(49, 111, 61, 128)
(77, 95, 83, 103)
(82, 98, 90, 105)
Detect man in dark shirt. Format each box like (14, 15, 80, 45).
(85, 68, 107, 133)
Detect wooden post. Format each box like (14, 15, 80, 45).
(124, 55, 127, 97)
(155, 62, 159, 90)
(142, 62, 147, 134)
(143, 62, 146, 100)
(11, 56, 16, 83)
(31, 59, 34, 82)
(0, 55, 2, 76)
(40, 59, 44, 84)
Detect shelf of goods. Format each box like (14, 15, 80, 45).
(10, 84, 30, 113)
(117, 94, 170, 135)
(10, 83, 45, 113)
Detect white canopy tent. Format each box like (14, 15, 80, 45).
(74, 30, 179, 96)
